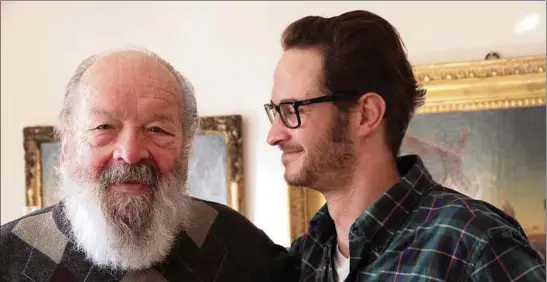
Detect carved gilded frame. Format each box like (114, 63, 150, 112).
(288, 55, 547, 242)
(23, 115, 245, 213)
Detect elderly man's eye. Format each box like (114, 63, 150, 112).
(94, 124, 114, 130)
(149, 127, 171, 135)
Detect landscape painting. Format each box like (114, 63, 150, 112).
(39, 141, 62, 208)
(186, 133, 228, 205)
(401, 105, 546, 258)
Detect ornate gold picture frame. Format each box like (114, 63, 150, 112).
(23, 115, 245, 214)
(288, 55, 546, 243)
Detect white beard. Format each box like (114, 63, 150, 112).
(58, 164, 192, 270)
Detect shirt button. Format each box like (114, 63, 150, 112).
(351, 229, 363, 237)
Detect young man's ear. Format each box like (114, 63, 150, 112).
(355, 92, 386, 138)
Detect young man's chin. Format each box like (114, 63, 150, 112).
(284, 168, 308, 188)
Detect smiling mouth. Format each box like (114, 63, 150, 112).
(283, 150, 303, 154)
(281, 149, 303, 164)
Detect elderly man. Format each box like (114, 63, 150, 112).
(1, 49, 287, 281)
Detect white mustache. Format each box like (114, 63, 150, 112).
(98, 163, 158, 189)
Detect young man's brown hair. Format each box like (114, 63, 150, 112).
(282, 10, 426, 158)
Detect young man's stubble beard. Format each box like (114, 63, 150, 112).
(287, 110, 356, 191)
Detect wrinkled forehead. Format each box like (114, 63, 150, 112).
(78, 52, 181, 101)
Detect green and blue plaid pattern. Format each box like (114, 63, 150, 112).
(290, 155, 545, 281)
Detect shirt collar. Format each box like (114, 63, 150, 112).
(307, 155, 437, 254)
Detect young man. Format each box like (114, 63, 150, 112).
(265, 10, 545, 281)
(1, 48, 287, 281)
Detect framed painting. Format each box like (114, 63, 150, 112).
(288, 55, 546, 258)
(23, 114, 245, 214)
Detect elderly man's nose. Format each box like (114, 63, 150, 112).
(113, 132, 150, 164)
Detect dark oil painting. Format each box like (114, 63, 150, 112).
(401, 106, 546, 259)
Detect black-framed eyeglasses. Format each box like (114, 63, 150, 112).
(264, 91, 361, 129)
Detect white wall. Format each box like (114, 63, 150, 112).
(1, 1, 545, 246)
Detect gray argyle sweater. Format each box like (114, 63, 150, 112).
(1, 198, 292, 282)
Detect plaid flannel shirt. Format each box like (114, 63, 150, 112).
(290, 155, 546, 281)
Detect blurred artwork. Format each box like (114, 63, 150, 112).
(401, 106, 546, 259)
(187, 133, 228, 205)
